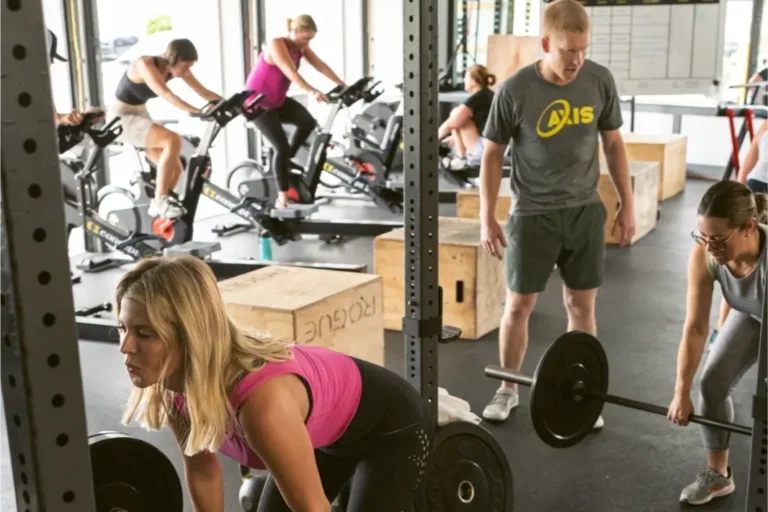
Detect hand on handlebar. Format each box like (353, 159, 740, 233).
(312, 89, 329, 103)
(59, 110, 84, 126)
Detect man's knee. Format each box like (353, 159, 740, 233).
(502, 292, 536, 324)
(564, 289, 596, 320)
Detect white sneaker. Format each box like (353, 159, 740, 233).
(593, 415, 604, 430)
(482, 388, 519, 421)
(148, 195, 184, 219)
(447, 156, 467, 170)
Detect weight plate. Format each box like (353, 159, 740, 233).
(416, 422, 513, 511)
(530, 331, 609, 448)
(89, 431, 183, 512)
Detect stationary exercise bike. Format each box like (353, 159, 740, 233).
(227, 77, 404, 215)
(105, 91, 305, 247)
(59, 116, 175, 270)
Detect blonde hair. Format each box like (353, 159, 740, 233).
(543, 0, 590, 36)
(287, 14, 317, 33)
(467, 64, 496, 89)
(117, 256, 292, 456)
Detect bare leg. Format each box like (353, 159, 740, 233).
(707, 450, 729, 475)
(451, 129, 467, 158)
(563, 287, 598, 335)
(453, 123, 480, 159)
(499, 291, 538, 390)
(145, 124, 182, 198)
(144, 124, 183, 218)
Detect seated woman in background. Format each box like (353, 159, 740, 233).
(438, 64, 496, 170)
(244, 14, 345, 209)
(109, 38, 221, 220)
(667, 180, 765, 506)
(117, 256, 433, 511)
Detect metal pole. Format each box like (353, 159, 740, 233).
(403, 0, 440, 420)
(747, 0, 764, 81)
(2, 1, 96, 510)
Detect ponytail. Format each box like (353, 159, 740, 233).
(755, 192, 768, 224)
(467, 64, 496, 89)
(486, 73, 497, 87)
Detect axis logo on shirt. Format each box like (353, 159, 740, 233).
(536, 99, 595, 138)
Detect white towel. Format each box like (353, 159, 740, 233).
(437, 387, 482, 426)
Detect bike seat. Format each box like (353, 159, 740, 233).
(163, 241, 222, 258)
(270, 203, 319, 219)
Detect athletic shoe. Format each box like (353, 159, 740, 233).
(447, 157, 468, 170)
(593, 414, 604, 430)
(148, 195, 183, 219)
(482, 388, 519, 421)
(680, 467, 735, 505)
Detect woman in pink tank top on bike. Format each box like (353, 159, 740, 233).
(116, 256, 434, 511)
(245, 14, 346, 209)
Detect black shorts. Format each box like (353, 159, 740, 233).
(257, 358, 435, 512)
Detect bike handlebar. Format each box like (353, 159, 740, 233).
(190, 92, 265, 126)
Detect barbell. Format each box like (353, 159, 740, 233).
(484, 331, 753, 448)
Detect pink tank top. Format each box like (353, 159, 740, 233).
(173, 345, 362, 469)
(245, 38, 302, 109)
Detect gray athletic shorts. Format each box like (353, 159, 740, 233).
(504, 202, 607, 294)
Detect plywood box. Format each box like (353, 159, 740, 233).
(219, 266, 384, 365)
(486, 35, 540, 89)
(599, 160, 660, 245)
(374, 217, 506, 340)
(602, 133, 687, 201)
(456, 183, 512, 222)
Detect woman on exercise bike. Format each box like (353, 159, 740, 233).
(117, 256, 434, 511)
(108, 38, 221, 220)
(438, 64, 496, 170)
(244, 14, 345, 208)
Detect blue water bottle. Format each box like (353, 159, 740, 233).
(259, 233, 273, 261)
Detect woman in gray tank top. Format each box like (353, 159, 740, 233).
(667, 180, 766, 506)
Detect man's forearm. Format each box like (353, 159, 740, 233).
(604, 142, 633, 208)
(479, 150, 504, 220)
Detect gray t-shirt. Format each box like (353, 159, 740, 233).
(483, 60, 624, 215)
(706, 224, 766, 322)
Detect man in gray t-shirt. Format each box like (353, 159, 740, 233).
(479, 0, 636, 426)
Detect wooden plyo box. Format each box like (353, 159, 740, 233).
(219, 266, 384, 365)
(374, 217, 506, 340)
(456, 180, 512, 222)
(486, 35, 540, 90)
(456, 161, 659, 245)
(599, 160, 660, 245)
(602, 133, 687, 201)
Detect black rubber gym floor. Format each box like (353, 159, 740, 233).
(1, 179, 757, 511)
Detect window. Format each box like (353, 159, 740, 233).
(95, 0, 225, 187)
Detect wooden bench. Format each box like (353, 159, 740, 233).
(219, 266, 384, 365)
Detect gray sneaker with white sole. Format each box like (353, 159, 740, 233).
(482, 388, 519, 421)
(680, 467, 735, 505)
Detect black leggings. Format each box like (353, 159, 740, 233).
(249, 96, 317, 192)
(257, 359, 435, 512)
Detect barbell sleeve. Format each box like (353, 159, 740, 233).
(579, 388, 753, 436)
(485, 366, 535, 388)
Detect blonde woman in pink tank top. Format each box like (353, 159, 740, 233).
(244, 14, 346, 209)
(116, 256, 434, 511)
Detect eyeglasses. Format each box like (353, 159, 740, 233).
(690, 229, 737, 252)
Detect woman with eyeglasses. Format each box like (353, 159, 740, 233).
(667, 180, 766, 506)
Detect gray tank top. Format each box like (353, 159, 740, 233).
(748, 131, 768, 184)
(706, 224, 766, 321)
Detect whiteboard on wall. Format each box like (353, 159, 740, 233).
(522, 0, 728, 96)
